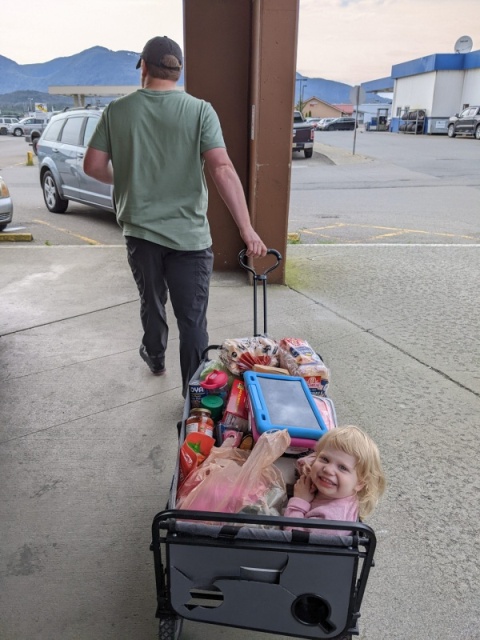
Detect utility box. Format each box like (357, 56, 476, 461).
(429, 118, 449, 135)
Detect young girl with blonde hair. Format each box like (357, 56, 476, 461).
(284, 425, 386, 532)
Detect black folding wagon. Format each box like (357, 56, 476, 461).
(151, 250, 378, 640)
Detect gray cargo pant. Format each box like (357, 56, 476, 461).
(125, 236, 214, 396)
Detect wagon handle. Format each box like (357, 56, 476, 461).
(238, 249, 282, 336)
(238, 248, 282, 277)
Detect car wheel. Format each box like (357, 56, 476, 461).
(0, 223, 7, 232)
(13, 128, 23, 137)
(304, 148, 313, 158)
(42, 171, 68, 213)
(32, 137, 40, 155)
(475, 125, 480, 140)
(447, 124, 456, 138)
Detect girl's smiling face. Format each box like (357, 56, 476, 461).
(309, 446, 365, 500)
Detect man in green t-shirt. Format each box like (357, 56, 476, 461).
(84, 36, 266, 395)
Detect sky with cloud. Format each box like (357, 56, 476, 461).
(2, 0, 480, 85)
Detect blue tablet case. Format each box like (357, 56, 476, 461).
(243, 372, 328, 441)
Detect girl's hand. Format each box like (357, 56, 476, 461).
(293, 475, 316, 503)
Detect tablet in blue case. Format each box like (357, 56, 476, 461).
(243, 372, 328, 441)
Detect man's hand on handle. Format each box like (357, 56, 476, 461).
(240, 228, 268, 259)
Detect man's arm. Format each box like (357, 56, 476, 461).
(83, 147, 114, 185)
(203, 147, 267, 258)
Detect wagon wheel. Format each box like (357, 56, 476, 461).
(159, 616, 183, 640)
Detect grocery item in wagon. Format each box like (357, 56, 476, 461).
(188, 379, 208, 408)
(200, 395, 224, 422)
(219, 336, 279, 375)
(221, 378, 249, 432)
(278, 338, 330, 396)
(178, 431, 215, 486)
(200, 369, 229, 402)
(186, 408, 215, 437)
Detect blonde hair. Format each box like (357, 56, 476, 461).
(313, 425, 386, 519)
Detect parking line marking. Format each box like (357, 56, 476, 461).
(33, 219, 103, 245)
(300, 230, 334, 238)
(366, 231, 413, 240)
(309, 223, 346, 230)
(347, 223, 478, 240)
(295, 222, 478, 242)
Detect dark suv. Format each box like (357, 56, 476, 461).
(323, 117, 356, 131)
(37, 107, 114, 214)
(447, 106, 480, 139)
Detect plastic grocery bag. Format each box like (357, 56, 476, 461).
(176, 429, 291, 515)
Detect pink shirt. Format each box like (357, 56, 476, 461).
(284, 493, 359, 535)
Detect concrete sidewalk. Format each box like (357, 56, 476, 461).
(1, 243, 480, 640)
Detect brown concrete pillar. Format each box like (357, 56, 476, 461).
(183, 0, 299, 284)
(249, 0, 299, 284)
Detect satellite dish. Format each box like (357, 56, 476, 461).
(454, 35, 473, 53)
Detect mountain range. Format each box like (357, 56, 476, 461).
(294, 73, 389, 105)
(0, 46, 389, 106)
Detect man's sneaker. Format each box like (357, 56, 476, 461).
(139, 345, 166, 376)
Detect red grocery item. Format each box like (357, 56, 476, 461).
(201, 370, 229, 392)
(221, 379, 248, 432)
(178, 432, 215, 487)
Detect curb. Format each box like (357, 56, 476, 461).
(313, 142, 372, 165)
(0, 232, 33, 242)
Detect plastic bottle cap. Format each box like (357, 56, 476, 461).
(200, 394, 224, 419)
(201, 395, 224, 410)
(189, 408, 212, 417)
(201, 369, 228, 390)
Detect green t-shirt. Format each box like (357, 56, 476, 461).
(88, 89, 225, 250)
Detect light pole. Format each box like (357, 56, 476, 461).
(295, 78, 307, 115)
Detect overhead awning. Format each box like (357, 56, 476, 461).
(360, 76, 394, 94)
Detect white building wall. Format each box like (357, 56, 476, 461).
(392, 72, 436, 116)
(462, 69, 480, 106)
(431, 71, 465, 116)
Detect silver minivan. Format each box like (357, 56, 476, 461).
(37, 107, 114, 214)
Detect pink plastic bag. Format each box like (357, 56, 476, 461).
(176, 429, 291, 515)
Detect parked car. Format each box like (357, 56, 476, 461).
(322, 117, 357, 131)
(36, 107, 114, 214)
(317, 117, 338, 130)
(9, 117, 46, 138)
(447, 106, 480, 139)
(0, 116, 20, 135)
(305, 117, 322, 130)
(0, 175, 14, 231)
